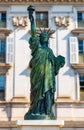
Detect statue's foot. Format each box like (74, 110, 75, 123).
(24, 112, 55, 120)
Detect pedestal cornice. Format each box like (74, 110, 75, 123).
(16, 120, 64, 128)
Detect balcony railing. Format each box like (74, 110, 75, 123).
(80, 88, 84, 101)
(0, 55, 5, 63)
(0, 21, 6, 28)
(78, 21, 84, 28)
(0, 90, 4, 100)
(79, 54, 84, 63)
(0, 40, 6, 63)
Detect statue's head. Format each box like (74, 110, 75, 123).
(36, 28, 55, 46)
(40, 31, 49, 45)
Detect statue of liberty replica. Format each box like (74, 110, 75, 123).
(24, 5, 65, 120)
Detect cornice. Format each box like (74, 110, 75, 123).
(71, 28, 84, 34)
(0, 121, 16, 128)
(0, 28, 12, 35)
(70, 63, 84, 74)
(71, 63, 84, 69)
(0, 63, 12, 70)
(0, 121, 84, 128)
(0, 0, 84, 5)
(64, 121, 84, 128)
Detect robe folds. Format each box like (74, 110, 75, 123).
(28, 36, 65, 115)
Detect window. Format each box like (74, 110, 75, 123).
(77, 12, 84, 27)
(0, 40, 6, 63)
(79, 75, 84, 101)
(0, 75, 6, 100)
(78, 40, 84, 63)
(0, 12, 6, 27)
(36, 12, 48, 28)
(80, 75, 84, 86)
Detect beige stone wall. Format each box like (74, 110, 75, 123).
(0, 128, 84, 130)
(0, 128, 20, 130)
(0, 100, 29, 121)
(0, 121, 84, 130)
(0, 3, 84, 130)
(56, 100, 84, 121)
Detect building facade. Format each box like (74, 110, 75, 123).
(0, 1, 84, 130)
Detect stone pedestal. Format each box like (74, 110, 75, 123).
(16, 120, 64, 130)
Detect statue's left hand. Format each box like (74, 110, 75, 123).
(58, 55, 65, 67)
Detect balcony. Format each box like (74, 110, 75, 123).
(80, 89, 84, 101)
(78, 21, 84, 28)
(0, 56, 5, 63)
(0, 90, 4, 100)
(71, 28, 84, 35)
(79, 54, 84, 63)
(0, 28, 12, 35)
(71, 63, 84, 69)
(0, 21, 6, 28)
(0, 40, 6, 63)
(71, 63, 84, 74)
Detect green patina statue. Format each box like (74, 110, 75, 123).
(24, 5, 65, 120)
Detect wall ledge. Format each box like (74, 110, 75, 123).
(0, 121, 84, 128)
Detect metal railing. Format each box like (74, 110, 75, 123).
(0, 90, 4, 100)
(0, 21, 6, 28)
(78, 21, 84, 28)
(79, 54, 84, 63)
(0, 40, 6, 63)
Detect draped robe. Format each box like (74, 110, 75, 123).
(27, 36, 65, 118)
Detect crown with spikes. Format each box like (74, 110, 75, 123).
(36, 28, 55, 37)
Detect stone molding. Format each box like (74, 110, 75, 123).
(0, 63, 11, 70)
(0, 28, 12, 36)
(0, 0, 84, 4)
(71, 28, 84, 34)
(0, 121, 84, 128)
(1, 97, 84, 104)
(71, 63, 84, 69)
(56, 100, 84, 106)
(0, 63, 12, 74)
(11, 96, 29, 103)
(0, 97, 29, 104)
(75, 6, 84, 11)
(0, 121, 16, 128)
(70, 63, 84, 74)
(64, 121, 84, 128)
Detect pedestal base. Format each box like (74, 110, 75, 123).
(24, 113, 55, 120)
(16, 120, 64, 130)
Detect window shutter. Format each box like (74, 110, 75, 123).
(69, 37, 78, 64)
(6, 36, 14, 63)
